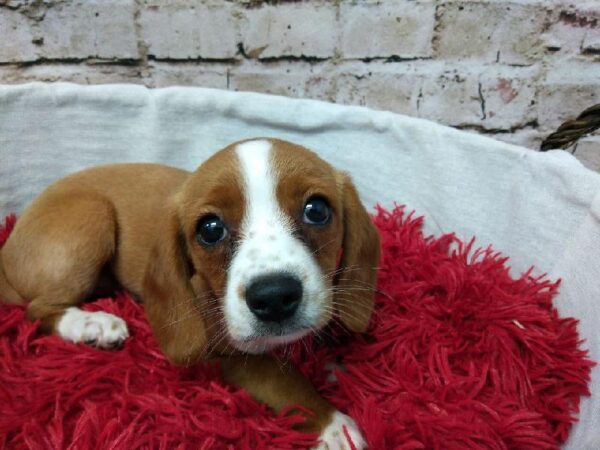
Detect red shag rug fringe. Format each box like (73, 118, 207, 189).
(0, 207, 594, 449)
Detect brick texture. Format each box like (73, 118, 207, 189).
(140, 2, 238, 59)
(40, 1, 138, 60)
(434, 2, 549, 66)
(0, 0, 599, 168)
(340, 2, 435, 59)
(0, 8, 38, 62)
(242, 3, 337, 59)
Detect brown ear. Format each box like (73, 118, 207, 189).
(142, 206, 208, 366)
(334, 173, 381, 332)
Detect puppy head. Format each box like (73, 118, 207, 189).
(159, 138, 380, 359)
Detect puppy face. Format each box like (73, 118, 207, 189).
(176, 138, 380, 355)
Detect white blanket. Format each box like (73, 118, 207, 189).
(0, 83, 598, 449)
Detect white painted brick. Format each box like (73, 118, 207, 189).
(229, 70, 305, 97)
(479, 66, 538, 130)
(229, 62, 332, 100)
(537, 60, 600, 132)
(340, 1, 435, 59)
(334, 66, 423, 116)
(241, 3, 336, 59)
(146, 62, 228, 89)
(139, 2, 238, 59)
(37, 1, 138, 59)
(0, 63, 144, 85)
(582, 29, 600, 54)
(573, 136, 600, 172)
(538, 84, 600, 134)
(0, 9, 38, 62)
(419, 69, 483, 127)
(541, 7, 600, 55)
(435, 2, 547, 65)
(335, 62, 539, 130)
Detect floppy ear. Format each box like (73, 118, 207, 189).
(334, 173, 381, 332)
(142, 206, 209, 366)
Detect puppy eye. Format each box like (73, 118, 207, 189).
(196, 215, 228, 246)
(303, 196, 331, 225)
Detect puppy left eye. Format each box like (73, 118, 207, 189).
(196, 215, 228, 246)
(303, 196, 332, 225)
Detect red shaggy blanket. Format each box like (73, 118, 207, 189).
(0, 207, 593, 450)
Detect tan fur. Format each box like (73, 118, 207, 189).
(221, 355, 335, 432)
(271, 139, 380, 332)
(0, 139, 380, 439)
(0, 249, 23, 305)
(334, 173, 381, 332)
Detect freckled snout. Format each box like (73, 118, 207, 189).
(245, 273, 303, 322)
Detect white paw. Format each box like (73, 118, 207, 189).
(57, 307, 129, 349)
(314, 411, 366, 450)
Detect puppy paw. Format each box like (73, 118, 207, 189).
(57, 307, 129, 349)
(314, 411, 366, 450)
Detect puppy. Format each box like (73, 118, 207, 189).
(0, 138, 380, 449)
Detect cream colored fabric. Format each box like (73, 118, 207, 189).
(0, 83, 598, 449)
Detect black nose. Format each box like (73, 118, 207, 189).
(245, 273, 303, 322)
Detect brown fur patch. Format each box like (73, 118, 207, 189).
(177, 145, 245, 302)
(221, 355, 335, 432)
(146, 146, 246, 362)
(270, 138, 380, 331)
(333, 172, 381, 331)
(271, 139, 343, 286)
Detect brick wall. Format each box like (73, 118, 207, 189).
(1, 0, 599, 168)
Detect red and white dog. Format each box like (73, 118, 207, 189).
(0, 138, 380, 449)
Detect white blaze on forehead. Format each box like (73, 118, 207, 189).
(223, 139, 330, 351)
(235, 139, 287, 231)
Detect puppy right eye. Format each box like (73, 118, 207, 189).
(303, 196, 332, 226)
(196, 215, 228, 246)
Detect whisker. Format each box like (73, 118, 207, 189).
(311, 238, 337, 255)
(321, 265, 362, 280)
(206, 326, 230, 353)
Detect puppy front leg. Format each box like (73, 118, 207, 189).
(2, 194, 128, 348)
(28, 297, 129, 349)
(221, 355, 366, 449)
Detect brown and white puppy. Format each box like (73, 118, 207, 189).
(0, 138, 380, 449)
